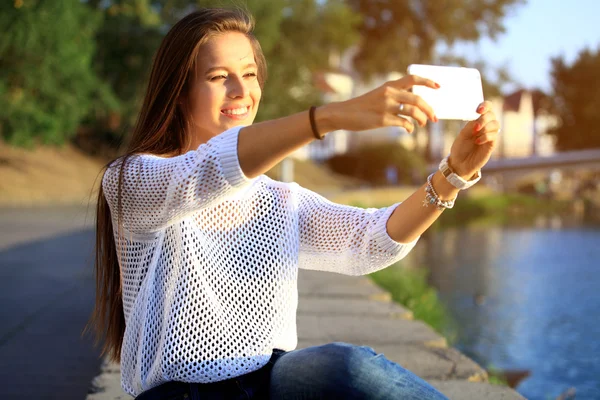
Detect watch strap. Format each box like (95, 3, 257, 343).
(438, 157, 481, 190)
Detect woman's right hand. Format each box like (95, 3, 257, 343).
(320, 75, 440, 134)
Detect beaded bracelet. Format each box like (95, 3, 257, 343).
(422, 173, 456, 211)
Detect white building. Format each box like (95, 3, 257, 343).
(497, 89, 558, 158)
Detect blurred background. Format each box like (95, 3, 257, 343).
(1, 0, 598, 399)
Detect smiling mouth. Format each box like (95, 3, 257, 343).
(221, 106, 250, 118)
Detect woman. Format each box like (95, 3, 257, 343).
(87, 7, 500, 400)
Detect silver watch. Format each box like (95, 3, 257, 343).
(438, 157, 481, 190)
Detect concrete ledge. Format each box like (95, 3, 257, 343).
(429, 380, 527, 400)
(86, 270, 524, 400)
(297, 270, 391, 299)
(297, 296, 414, 319)
(297, 314, 443, 345)
(87, 359, 132, 400)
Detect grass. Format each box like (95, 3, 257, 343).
(436, 192, 571, 228)
(0, 140, 110, 207)
(368, 263, 456, 342)
(486, 367, 511, 386)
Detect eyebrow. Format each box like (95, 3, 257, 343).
(204, 63, 258, 75)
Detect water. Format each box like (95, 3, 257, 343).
(410, 221, 600, 400)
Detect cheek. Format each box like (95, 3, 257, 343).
(251, 86, 262, 107)
(193, 85, 223, 115)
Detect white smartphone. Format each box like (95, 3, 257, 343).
(407, 64, 484, 121)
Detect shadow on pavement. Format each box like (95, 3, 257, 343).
(0, 228, 104, 400)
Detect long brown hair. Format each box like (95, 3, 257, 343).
(84, 7, 267, 363)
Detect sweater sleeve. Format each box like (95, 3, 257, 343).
(293, 184, 419, 276)
(102, 126, 255, 234)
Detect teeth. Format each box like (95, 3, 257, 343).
(223, 107, 249, 115)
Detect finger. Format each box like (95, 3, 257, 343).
(395, 103, 429, 127)
(386, 113, 415, 134)
(474, 131, 498, 145)
(390, 75, 440, 91)
(474, 121, 501, 144)
(476, 100, 493, 114)
(384, 86, 437, 122)
(397, 91, 437, 122)
(472, 112, 497, 135)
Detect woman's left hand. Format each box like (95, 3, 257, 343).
(448, 100, 501, 179)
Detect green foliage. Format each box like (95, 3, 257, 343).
(369, 263, 455, 339)
(436, 193, 571, 227)
(345, 0, 526, 80)
(253, 0, 361, 122)
(84, 1, 165, 150)
(325, 142, 427, 185)
(0, 0, 116, 146)
(1, 0, 523, 149)
(487, 370, 510, 386)
(549, 46, 600, 150)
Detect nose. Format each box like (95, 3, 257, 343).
(227, 75, 249, 99)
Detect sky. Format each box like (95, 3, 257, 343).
(452, 0, 600, 93)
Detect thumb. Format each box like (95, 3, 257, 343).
(459, 102, 488, 140)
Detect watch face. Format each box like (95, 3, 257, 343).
(451, 178, 467, 189)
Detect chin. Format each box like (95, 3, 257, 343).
(221, 118, 254, 130)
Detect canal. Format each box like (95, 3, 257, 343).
(406, 218, 600, 399)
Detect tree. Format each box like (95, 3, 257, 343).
(341, 0, 524, 162)
(326, 142, 427, 186)
(78, 0, 165, 154)
(0, 0, 116, 146)
(549, 46, 600, 151)
(345, 0, 526, 80)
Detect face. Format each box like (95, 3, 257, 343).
(185, 32, 262, 146)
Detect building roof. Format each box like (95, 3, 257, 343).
(503, 89, 555, 117)
(503, 89, 524, 112)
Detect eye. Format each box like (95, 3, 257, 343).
(209, 75, 227, 81)
(244, 72, 257, 78)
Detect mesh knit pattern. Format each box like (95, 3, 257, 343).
(101, 126, 419, 396)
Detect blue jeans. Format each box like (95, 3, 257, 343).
(135, 342, 448, 399)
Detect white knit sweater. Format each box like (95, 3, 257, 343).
(102, 126, 419, 396)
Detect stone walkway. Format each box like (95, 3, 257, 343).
(87, 269, 524, 399)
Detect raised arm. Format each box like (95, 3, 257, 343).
(385, 101, 500, 243)
(236, 75, 439, 179)
(295, 99, 500, 275)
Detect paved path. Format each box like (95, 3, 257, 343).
(0, 205, 103, 400)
